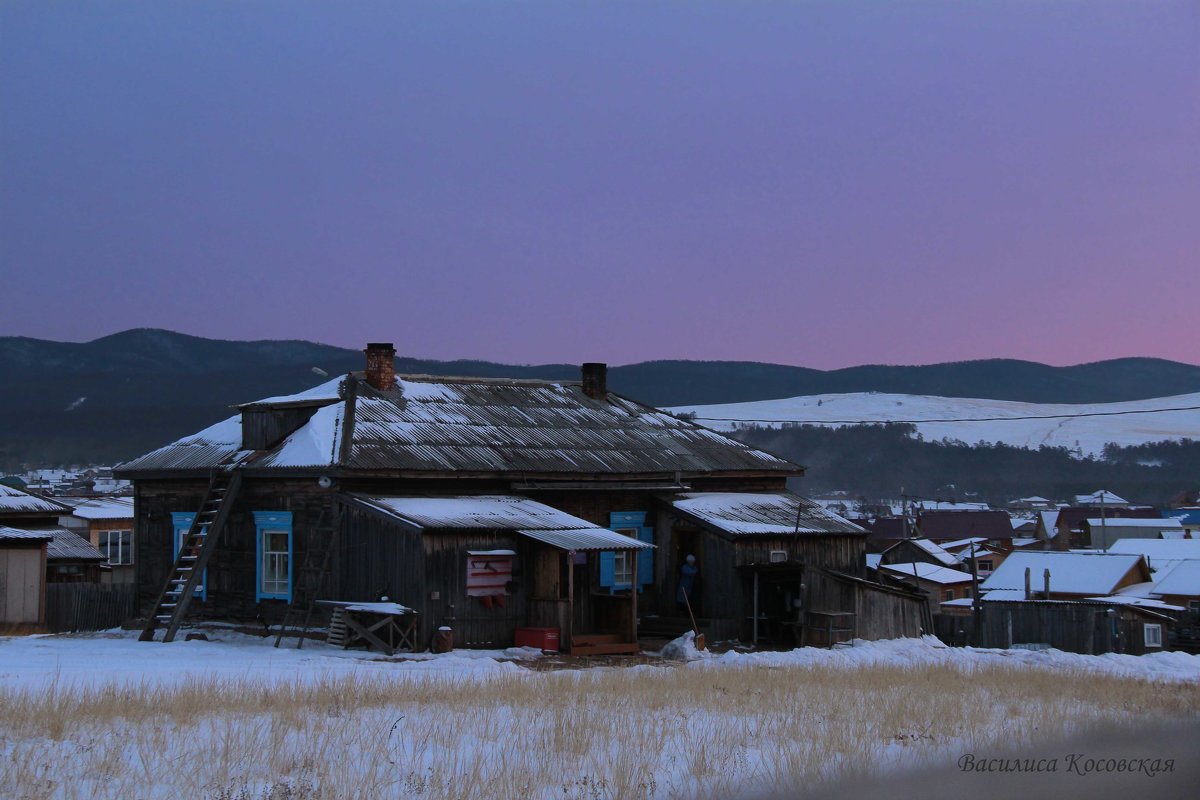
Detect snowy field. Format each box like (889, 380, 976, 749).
(667, 392, 1200, 458)
(2, 631, 1199, 800)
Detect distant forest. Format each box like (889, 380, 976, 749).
(724, 423, 1200, 507)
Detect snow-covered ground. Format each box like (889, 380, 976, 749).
(3, 631, 1198, 799)
(668, 391, 1200, 457)
(3, 628, 1199, 690)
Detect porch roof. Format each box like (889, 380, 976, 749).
(345, 494, 652, 552)
(516, 528, 654, 552)
(667, 492, 866, 538)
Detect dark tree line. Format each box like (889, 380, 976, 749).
(726, 423, 1200, 507)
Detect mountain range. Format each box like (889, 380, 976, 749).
(3, 328, 1199, 467)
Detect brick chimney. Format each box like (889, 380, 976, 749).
(364, 342, 396, 390)
(581, 362, 607, 400)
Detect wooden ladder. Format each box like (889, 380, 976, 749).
(274, 502, 339, 649)
(139, 469, 243, 643)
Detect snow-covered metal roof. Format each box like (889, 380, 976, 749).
(1085, 518, 1183, 530)
(0, 484, 73, 516)
(65, 497, 135, 521)
(118, 374, 798, 478)
(0, 525, 52, 543)
(1107, 539, 1200, 567)
(33, 527, 106, 562)
(349, 494, 605, 531)
(668, 492, 866, 537)
(345, 494, 653, 551)
(980, 551, 1146, 596)
(909, 538, 959, 567)
(516, 528, 654, 552)
(879, 562, 973, 585)
(1151, 560, 1200, 597)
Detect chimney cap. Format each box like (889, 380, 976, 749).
(365, 342, 395, 351)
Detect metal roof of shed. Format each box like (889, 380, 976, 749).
(0, 525, 52, 542)
(669, 492, 866, 537)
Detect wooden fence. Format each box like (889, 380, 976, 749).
(45, 583, 137, 633)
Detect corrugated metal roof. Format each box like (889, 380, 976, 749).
(66, 497, 135, 521)
(669, 492, 867, 537)
(0, 525, 53, 542)
(29, 527, 107, 562)
(0, 484, 73, 515)
(349, 494, 604, 531)
(516, 528, 654, 552)
(119, 374, 799, 477)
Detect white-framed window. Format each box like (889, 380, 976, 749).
(254, 512, 292, 601)
(612, 551, 633, 588)
(99, 529, 133, 565)
(1144, 623, 1163, 648)
(977, 559, 994, 573)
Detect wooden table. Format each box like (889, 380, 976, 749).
(318, 600, 418, 656)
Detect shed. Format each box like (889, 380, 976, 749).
(0, 526, 50, 629)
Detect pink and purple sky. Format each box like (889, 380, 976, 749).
(2, 2, 1197, 368)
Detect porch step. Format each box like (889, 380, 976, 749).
(569, 634, 640, 656)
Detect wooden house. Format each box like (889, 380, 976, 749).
(914, 510, 1014, 547)
(878, 562, 974, 615)
(1038, 506, 1162, 551)
(980, 551, 1152, 601)
(60, 497, 136, 584)
(654, 493, 923, 646)
(879, 538, 959, 570)
(0, 484, 106, 584)
(118, 346, 861, 651)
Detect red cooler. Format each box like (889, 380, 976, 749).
(514, 627, 561, 652)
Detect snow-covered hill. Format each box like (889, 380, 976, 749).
(667, 392, 1200, 458)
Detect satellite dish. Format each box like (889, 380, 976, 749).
(318, 476, 333, 489)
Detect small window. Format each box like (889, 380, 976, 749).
(612, 551, 633, 587)
(942, 589, 954, 602)
(977, 560, 994, 573)
(254, 511, 293, 602)
(1144, 623, 1163, 648)
(769, 550, 788, 564)
(99, 529, 133, 565)
(1189, 600, 1200, 616)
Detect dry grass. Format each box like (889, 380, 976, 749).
(1, 661, 1196, 800)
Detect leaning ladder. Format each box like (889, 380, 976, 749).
(140, 469, 243, 643)
(274, 502, 339, 649)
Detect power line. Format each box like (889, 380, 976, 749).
(688, 403, 1200, 426)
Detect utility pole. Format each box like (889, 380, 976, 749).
(1100, 490, 1108, 550)
(968, 541, 981, 647)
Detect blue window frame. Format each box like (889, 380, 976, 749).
(599, 511, 653, 591)
(254, 511, 293, 602)
(171, 512, 207, 601)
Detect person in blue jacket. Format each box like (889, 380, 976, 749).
(677, 554, 699, 614)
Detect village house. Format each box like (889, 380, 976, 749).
(59, 497, 136, 584)
(878, 562, 974, 615)
(116, 345, 916, 652)
(979, 551, 1152, 601)
(914, 510, 1014, 548)
(0, 484, 107, 584)
(1035, 506, 1162, 551)
(1082, 517, 1184, 549)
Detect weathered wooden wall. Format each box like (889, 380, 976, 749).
(969, 602, 1171, 655)
(0, 544, 45, 625)
(45, 583, 136, 633)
